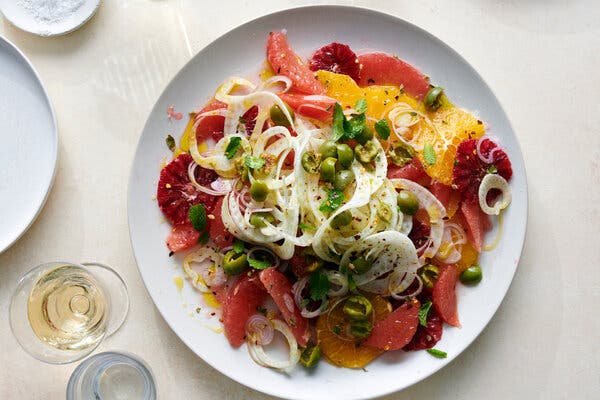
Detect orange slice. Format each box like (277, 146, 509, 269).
(316, 294, 391, 368)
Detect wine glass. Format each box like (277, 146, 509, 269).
(9, 261, 129, 364)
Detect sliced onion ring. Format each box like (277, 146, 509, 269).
(245, 314, 274, 346)
(247, 319, 300, 373)
(478, 174, 512, 215)
(325, 270, 349, 297)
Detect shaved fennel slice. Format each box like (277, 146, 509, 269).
(182, 247, 225, 293)
(340, 231, 419, 287)
(479, 173, 512, 215)
(189, 132, 249, 178)
(389, 178, 447, 261)
(247, 319, 300, 373)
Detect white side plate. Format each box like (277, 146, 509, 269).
(0, 0, 100, 36)
(128, 6, 527, 400)
(0, 36, 57, 253)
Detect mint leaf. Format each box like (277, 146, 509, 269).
(343, 113, 366, 139)
(232, 239, 244, 254)
(374, 119, 390, 140)
(423, 142, 437, 165)
(418, 301, 432, 327)
(426, 348, 447, 359)
(166, 134, 176, 151)
(309, 271, 330, 301)
(225, 137, 241, 159)
(354, 98, 367, 114)
(188, 204, 207, 232)
(347, 274, 357, 291)
(198, 230, 209, 244)
(319, 188, 344, 213)
(248, 257, 272, 270)
(331, 103, 346, 142)
(298, 223, 316, 231)
(244, 155, 265, 169)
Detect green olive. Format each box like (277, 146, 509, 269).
(336, 143, 354, 168)
(350, 319, 372, 339)
(460, 264, 482, 285)
(319, 140, 338, 159)
(354, 140, 378, 163)
(424, 86, 444, 111)
(300, 343, 321, 368)
(419, 264, 440, 289)
(249, 212, 275, 228)
(355, 125, 374, 145)
(343, 295, 373, 321)
(397, 190, 419, 215)
(320, 157, 337, 182)
(330, 210, 352, 229)
(250, 180, 269, 202)
(222, 250, 248, 275)
(387, 141, 415, 167)
(301, 151, 320, 174)
(333, 169, 356, 190)
(269, 103, 295, 126)
(349, 256, 372, 275)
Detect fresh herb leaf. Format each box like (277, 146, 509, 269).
(166, 134, 176, 151)
(354, 98, 367, 114)
(244, 155, 265, 169)
(309, 271, 330, 301)
(298, 223, 316, 231)
(423, 142, 437, 165)
(188, 204, 207, 232)
(319, 187, 344, 213)
(426, 348, 447, 359)
(347, 274, 357, 291)
(233, 239, 245, 254)
(225, 137, 241, 159)
(300, 298, 310, 309)
(343, 113, 366, 139)
(374, 119, 391, 140)
(418, 301, 433, 327)
(248, 257, 272, 270)
(331, 103, 346, 142)
(198, 230, 210, 244)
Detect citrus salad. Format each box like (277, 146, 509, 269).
(156, 31, 513, 371)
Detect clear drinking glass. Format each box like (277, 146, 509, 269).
(67, 351, 157, 400)
(9, 261, 129, 364)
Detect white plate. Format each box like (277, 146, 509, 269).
(0, 0, 100, 37)
(0, 36, 57, 254)
(128, 6, 527, 400)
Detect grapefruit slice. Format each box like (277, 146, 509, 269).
(208, 197, 234, 248)
(432, 264, 460, 327)
(166, 223, 200, 253)
(266, 31, 326, 95)
(404, 309, 443, 351)
(460, 200, 492, 252)
(259, 267, 309, 346)
(222, 273, 267, 347)
(387, 158, 431, 186)
(357, 52, 430, 99)
(157, 153, 218, 225)
(364, 298, 420, 351)
(278, 93, 336, 121)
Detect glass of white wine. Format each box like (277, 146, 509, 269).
(9, 261, 129, 364)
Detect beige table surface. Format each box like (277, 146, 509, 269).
(1, 1, 599, 399)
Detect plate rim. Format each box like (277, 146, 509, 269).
(127, 5, 528, 399)
(0, 35, 58, 254)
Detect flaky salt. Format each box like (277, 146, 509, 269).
(17, 0, 85, 24)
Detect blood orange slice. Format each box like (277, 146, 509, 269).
(157, 153, 217, 225)
(309, 42, 360, 82)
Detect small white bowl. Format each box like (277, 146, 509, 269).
(0, 0, 101, 37)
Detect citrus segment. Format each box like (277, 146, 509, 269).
(316, 294, 391, 368)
